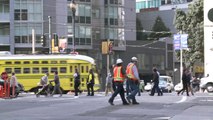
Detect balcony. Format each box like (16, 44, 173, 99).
(0, 13, 10, 22)
(0, 35, 10, 45)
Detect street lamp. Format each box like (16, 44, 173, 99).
(69, 0, 76, 53)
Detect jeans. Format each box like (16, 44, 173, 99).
(127, 79, 139, 102)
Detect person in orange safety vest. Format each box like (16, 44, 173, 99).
(126, 57, 140, 105)
(108, 58, 129, 106)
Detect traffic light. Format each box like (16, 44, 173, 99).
(53, 33, 59, 46)
(41, 35, 46, 47)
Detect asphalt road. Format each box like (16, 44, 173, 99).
(0, 92, 213, 120)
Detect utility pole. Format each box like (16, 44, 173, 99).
(107, 39, 110, 74)
(32, 29, 35, 54)
(48, 16, 52, 54)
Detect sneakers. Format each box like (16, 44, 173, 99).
(126, 97, 131, 103)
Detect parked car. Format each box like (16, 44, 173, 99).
(159, 76, 174, 92)
(144, 76, 174, 92)
(200, 76, 213, 93)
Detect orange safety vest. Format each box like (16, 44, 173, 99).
(113, 66, 125, 82)
(126, 63, 137, 80)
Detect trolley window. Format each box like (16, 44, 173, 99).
(51, 67, 58, 73)
(42, 67, 48, 73)
(42, 61, 48, 64)
(51, 61, 57, 64)
(24, 61, 30, 64)
(81, 66, 84, 73)
(5, 68, 12, 74)
(14, 68, 21, 74)
(33, 61, 39, 64)
(23, 68, 30, 74)
(33, 68, 39, 73)
(70, 66, 73, 73)
(60, 67, 67, 73)
(60, 61, 67, 64)
(5, 62, 12, 64)
(14, 61, 21, 64)
(86, 66, 89, 73)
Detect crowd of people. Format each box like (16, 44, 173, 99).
(1, 57, 203, 103)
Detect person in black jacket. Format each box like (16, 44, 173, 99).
(87, 69, 95, 96)
(177, 68, 190, 96)
(149, 68, 163, 96)
(74, 69, 82, 97)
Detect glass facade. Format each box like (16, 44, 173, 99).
(67, 1, 92, 46)
(14, 0, 43, 47)
(104, 0, 124, 43)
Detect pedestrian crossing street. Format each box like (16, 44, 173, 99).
(1, 92, 213, 103)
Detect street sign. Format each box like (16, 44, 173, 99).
(173, 34, 181, 50)
(181, 34, 188, 49)
(173, 34, 188, 50)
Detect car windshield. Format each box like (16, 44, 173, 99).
(159, 78, 167, 85)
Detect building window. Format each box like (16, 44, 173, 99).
(14, 9, 21, 20)
(110, 0, 118, 4)
(15, 36, 21, 43)
(14, 9, 28, 20)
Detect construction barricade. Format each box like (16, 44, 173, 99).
(0, 72, 10, 98)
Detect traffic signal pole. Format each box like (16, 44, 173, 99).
(107, 39, 110, 75)
(48, 16, 52, 54)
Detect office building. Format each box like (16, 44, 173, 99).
(0, 0, 136, 55)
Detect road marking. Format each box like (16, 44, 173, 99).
(153, 117, 171, 120)
(200, 99, 213, 102)
(39, 97, 76, 102)
(175, 96, 187, 103)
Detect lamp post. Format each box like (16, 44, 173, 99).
(69, 0, 76, 53)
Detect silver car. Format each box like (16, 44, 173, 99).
(144, 76, 174, 92)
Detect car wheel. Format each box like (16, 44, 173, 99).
(206, 83, 213, 93)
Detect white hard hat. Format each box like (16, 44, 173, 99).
(131, 57, 138, 61)
(116, 59, 123, 64)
